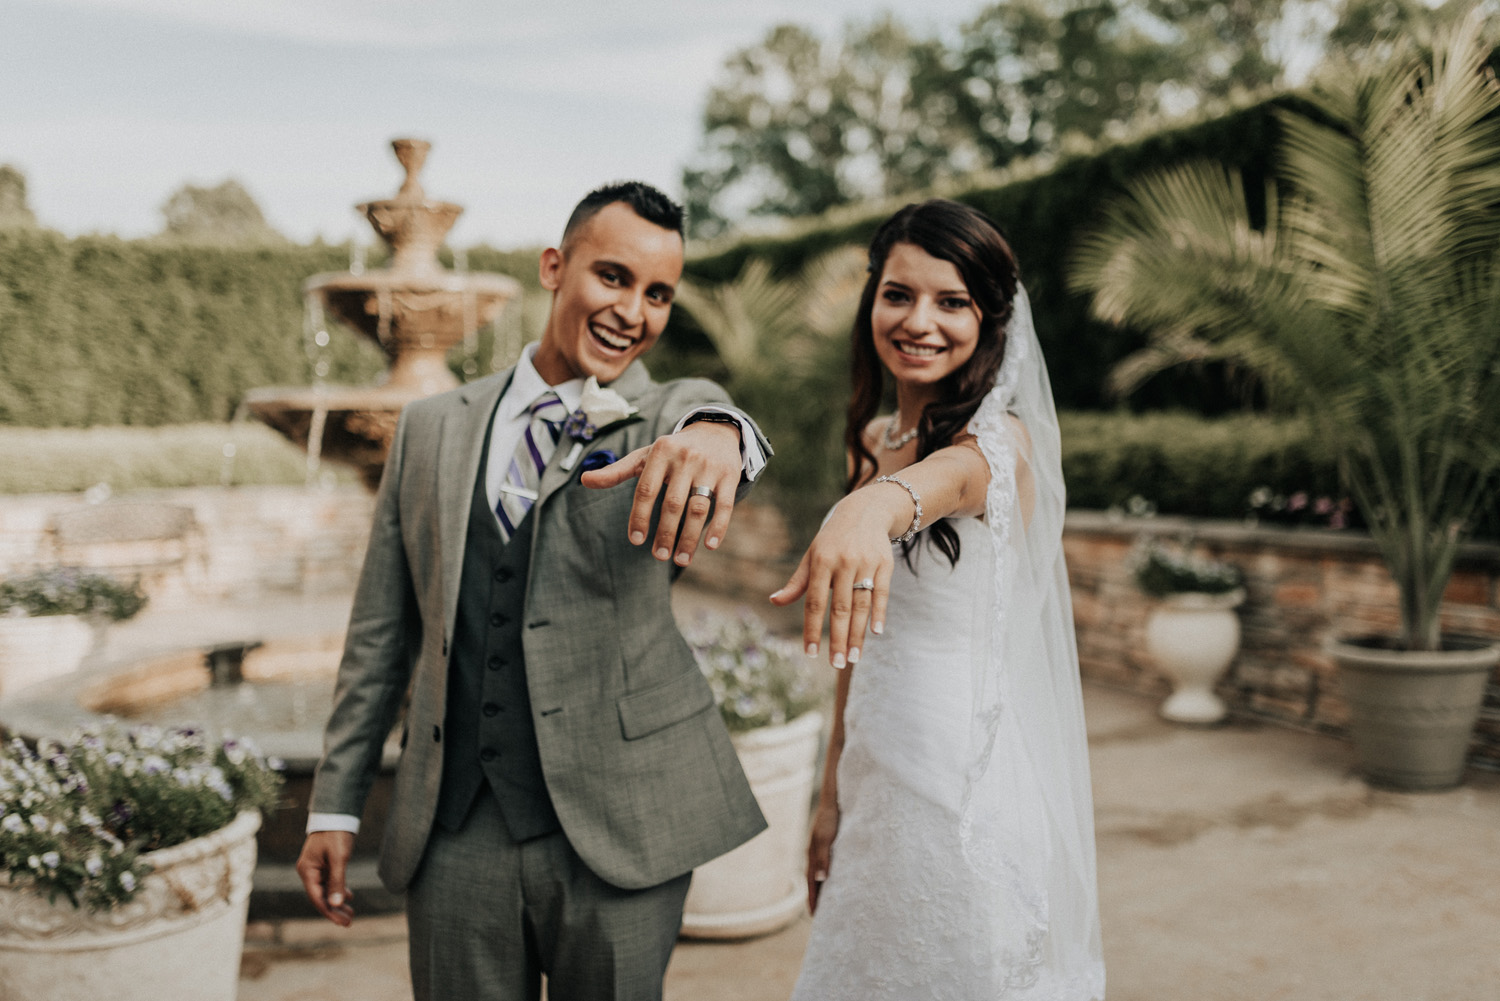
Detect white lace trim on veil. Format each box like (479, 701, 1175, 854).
(962, 285, 1106, 999)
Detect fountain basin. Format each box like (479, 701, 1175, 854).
(308, 269, 520, 394)
(244, 383, 420, 490)
(0, 634, 403, 920)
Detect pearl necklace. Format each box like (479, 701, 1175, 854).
(882, 415, 918, 450)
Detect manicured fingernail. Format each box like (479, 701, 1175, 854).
(872, 621, 884, 635)
(832, 653, 846, 669)
(630, 531, 645, 545)
(707, 536, 720, 549)
(770, 589, 783, 599)
(675, 552, 690, 566)
(806, 643, 818, 657)
(848, 647, 860, 664)
(329, 892, 343, 907)
(655, 547, 670, 560)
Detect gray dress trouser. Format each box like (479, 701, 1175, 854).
(406, 790, 692, 1001)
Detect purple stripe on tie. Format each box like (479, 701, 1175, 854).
(525, 428, 546, 469)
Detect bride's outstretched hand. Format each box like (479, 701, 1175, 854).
(770, 495, 899, 669)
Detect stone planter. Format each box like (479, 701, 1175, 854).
(1143, 589, 1245, 724)
(681, 710, 823, 940)
(1328, 635, 1500, 791)
(0, 809, 261, 1001)
(0, 614, 95, 699)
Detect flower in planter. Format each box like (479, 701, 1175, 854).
(1246, 486, 1356, 530)
(0, 568, 148, 622)
(683, 609, 822, 733)
(1128, 536, 1243, 598)
(0, 724, 282, 911)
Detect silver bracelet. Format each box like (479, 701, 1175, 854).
(875, 474, 923, 545)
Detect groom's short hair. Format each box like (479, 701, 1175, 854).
(561, 181, 683, 251)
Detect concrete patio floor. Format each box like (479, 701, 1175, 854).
(235, 682, 1500, 1001)
(47, 592, 1500, 1000)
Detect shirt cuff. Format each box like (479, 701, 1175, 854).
(307, 812, 362, 836)
(674, 407, 767, 482)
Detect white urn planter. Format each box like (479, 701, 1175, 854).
(1144, 588, 1245, 724)
(0, 614, 95, 699)
(0, 810, 261, 1001)
(681, 710, 823, 940)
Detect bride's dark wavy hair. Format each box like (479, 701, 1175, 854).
(845, 199, 1019, 567)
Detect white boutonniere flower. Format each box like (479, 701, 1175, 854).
(559, 377, 640, 471)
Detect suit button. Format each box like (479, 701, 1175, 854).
(480, 748, 498, 763)
(489, 612, 508, 628)
(483, 703, 501, 717)
(488, 656, 505, 671)
(494, 567, 513, 583)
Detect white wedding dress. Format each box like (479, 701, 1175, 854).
(790, 288, 1105, 1000)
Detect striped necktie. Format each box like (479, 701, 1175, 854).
(495, 390, 567, 541)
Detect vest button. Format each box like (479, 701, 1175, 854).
(480, 748, 498, 763)
(483, 702, 501, 717)
(489, 612, 508, 628)
(495, 567, 513, 583)
(488, 656, 505, 671)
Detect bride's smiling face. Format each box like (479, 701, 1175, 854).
(870, 242, 983, 391)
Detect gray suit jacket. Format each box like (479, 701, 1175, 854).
(310, 361, 769, 892)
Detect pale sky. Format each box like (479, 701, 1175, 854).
(2, 0, 990, 248)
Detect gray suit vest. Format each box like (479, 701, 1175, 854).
(434, 415, 560, 840)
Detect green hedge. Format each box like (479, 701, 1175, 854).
(681, 93, 1325, 413)
(0, 231, 555, 428)
(1058, 411, 1341, 517)
(0, 423, 340, 494)
(0, 411, 1326, 511)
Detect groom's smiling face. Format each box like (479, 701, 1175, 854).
(532, 202, 684, 386)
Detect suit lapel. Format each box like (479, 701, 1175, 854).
(533, 361, 653, 510)
(439, 370, 512, 637)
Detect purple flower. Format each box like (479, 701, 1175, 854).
(563, 412, 598, 442)
(580, 449, 618, 472)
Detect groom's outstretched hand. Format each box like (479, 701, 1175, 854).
(580, 420, 742, 567)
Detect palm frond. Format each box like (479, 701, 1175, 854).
(1069, 5, 1500, 649)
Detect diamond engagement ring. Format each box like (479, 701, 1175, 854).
(852, 579, 875, 591)
(690, 485, 714, 499)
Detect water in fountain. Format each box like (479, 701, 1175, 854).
(246, 138, 521, 489)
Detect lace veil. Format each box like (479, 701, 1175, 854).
(963, 284, 1106, 998)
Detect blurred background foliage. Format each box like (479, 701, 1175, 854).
(0, 0, 1494, 545)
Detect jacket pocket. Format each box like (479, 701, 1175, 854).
(617, 669, 715, 740)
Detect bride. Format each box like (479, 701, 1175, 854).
(771, 199, 1105, 999)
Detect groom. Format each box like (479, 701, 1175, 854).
(296, 182, 769, 1000)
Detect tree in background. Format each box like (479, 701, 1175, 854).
(682, 0, 1481, 239)
(0, 165, 38, 230)
(158, 178, 284, 245)
(682, 18, 971, 239)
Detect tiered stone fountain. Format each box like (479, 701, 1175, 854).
(246, 138, 520, 488)
(2, 140, 523, 918)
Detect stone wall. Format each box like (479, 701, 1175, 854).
(0, 485, 375, 608)
(1064, 511, 1500, 770)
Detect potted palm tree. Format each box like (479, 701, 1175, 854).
(1070, 7, 1500, 789)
